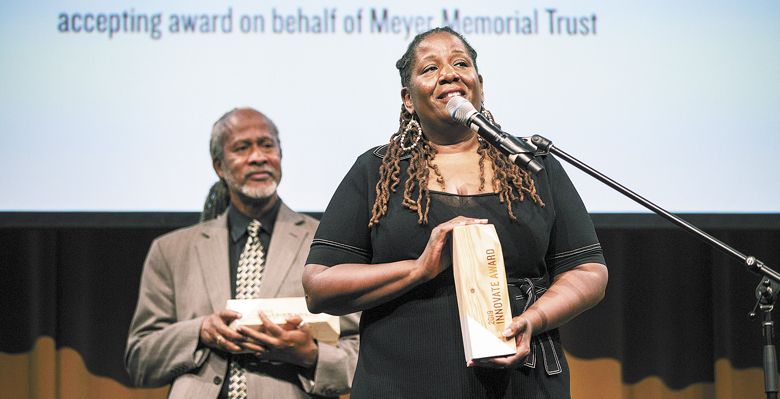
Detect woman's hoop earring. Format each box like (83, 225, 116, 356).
(399, 118, 422, 152)
(478, 107, 498, 146)
(481, 107, 496, 125)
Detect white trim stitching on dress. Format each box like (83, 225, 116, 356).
(548, 243, 601, 260)
(311, 238, 370, 258)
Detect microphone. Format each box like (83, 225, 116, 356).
(446, 96, 543, 174)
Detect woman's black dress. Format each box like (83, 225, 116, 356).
(307, 145, 605, 399)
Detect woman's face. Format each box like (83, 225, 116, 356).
(402, 32, 483, 138)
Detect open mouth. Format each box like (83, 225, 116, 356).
(437, 90, 465, 100)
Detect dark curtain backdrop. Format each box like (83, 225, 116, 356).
(1, 213, 778, 398)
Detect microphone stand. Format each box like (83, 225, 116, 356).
(527, 134, 779, 399)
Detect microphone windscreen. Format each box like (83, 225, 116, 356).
(446, 96, 476, 124)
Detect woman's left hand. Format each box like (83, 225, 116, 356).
(469, 263, 608, 369)
(469, 316, 533, 369)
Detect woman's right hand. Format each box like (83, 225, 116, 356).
(304, 216, 489, 315)
(414, 216, 488, 282)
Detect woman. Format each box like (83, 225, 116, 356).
(303, 27, 608, 398)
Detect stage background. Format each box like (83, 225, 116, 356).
(1, 0, 778, 214)
(1, 213, 779, 398)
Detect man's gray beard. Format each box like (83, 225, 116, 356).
(239, 180, 278, 199)
(223, 173, 278, 200)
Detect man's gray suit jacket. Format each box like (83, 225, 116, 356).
(125, 204, 359, 398)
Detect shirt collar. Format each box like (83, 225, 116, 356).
(227, 200, 281, 242)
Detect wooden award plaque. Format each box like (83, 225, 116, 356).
(452, 224, 516, 362)
(226, 297, 340, 345)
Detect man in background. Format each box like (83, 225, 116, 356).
(125, 107, 358, 398)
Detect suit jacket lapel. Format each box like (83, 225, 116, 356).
(260, 203, 307, 298)
(195, 213, 231, 312)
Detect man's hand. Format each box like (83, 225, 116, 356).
(237, 312, 319, 368)
(199, 310, 245, 353)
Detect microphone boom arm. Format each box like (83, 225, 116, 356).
(528, 133, 779, 399)
(529, 134, 777, 280)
